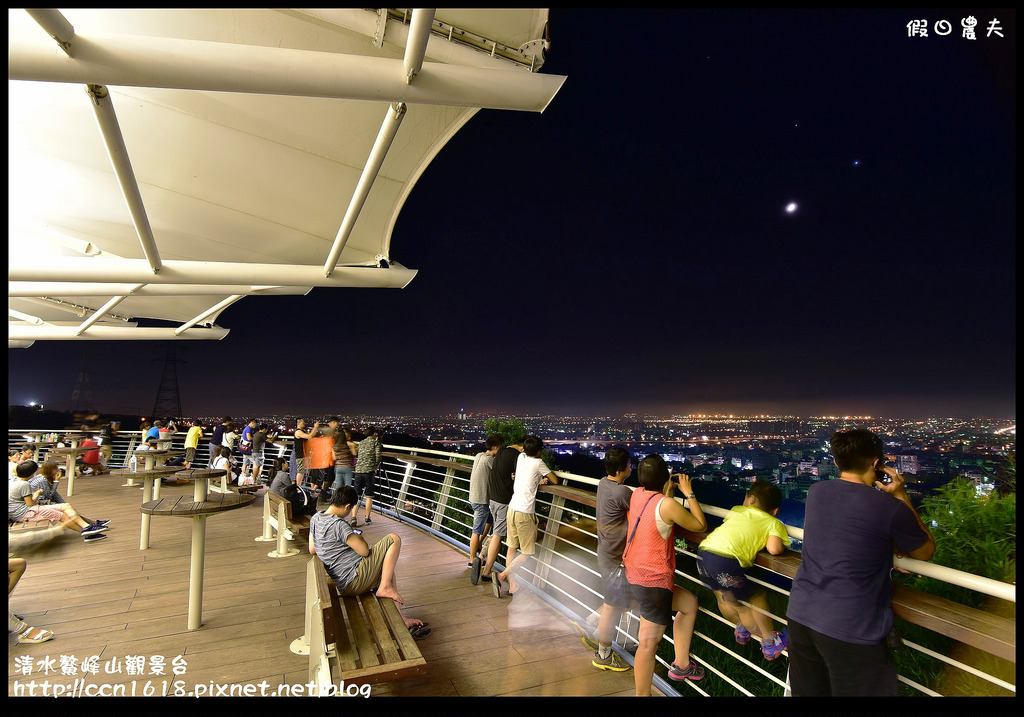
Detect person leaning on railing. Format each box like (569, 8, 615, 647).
(785, 428, 936, 697)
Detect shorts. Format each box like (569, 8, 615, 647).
(628, 583, 674, 626)
(340, 534, 395, 596)
(21, 504, 68, 524)
(470, 502, 492, 536)
(184, 446, 196, 463)
(354, 472, 375, 497)
(697, 548, 752, 602)
(243, 451, 263, 468)
(489, 501, 509, 537)
(506, 508, 538, 556)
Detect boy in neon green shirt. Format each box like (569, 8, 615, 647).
(696, 480, 791, 660)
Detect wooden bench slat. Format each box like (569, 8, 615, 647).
(362, 594, 402, 664)
(307, 556, 426, 689)
(380, 598, 422, 661)
(343, 594, 382, 669)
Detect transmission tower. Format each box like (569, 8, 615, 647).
(70, 354, 94, 413)
(151, 345, 185, 418)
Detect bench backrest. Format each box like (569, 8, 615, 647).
(311, 555, 339, 645)
(266, 490, 294, 520)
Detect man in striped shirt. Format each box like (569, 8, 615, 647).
(309, 486, 428, 638)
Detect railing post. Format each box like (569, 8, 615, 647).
(396, 458, 414, 513)
(431, 466, 456, 533)
(536, 494, 565, 588)
(121, 434, 140, 486)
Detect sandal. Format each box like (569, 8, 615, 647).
(409, 624, 432, 640)
(18, 627, 55, 644)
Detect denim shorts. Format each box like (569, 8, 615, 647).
(470, 502, 492, 535)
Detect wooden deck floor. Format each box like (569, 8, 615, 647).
(8, 474, 643, 697)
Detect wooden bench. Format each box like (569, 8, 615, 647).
(233, 482, 263, 495)
(291, 555, 426, 693)
(256, 490, 311, 558)
(9, 519, 54, 534)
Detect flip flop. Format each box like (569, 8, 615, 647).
(18, 627, 54, 644)
(491, 574, 503, 599)
(470, 556, 482, 585)
(409, 624, 432, 640)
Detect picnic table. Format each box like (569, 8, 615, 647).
(110, 466, 184, 549)
(46, 446, 92, 497)
(140, 468, 254, 629)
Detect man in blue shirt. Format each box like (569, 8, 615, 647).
(786, 429, 935, 696)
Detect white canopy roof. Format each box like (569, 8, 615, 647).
(8, 8, 563, 346)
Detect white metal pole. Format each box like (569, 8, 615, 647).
(24, 8, 74, 56)
(323, 103, 407, 278)
(85, 84, 162, 274)
(404, 9, 436, 84)
(10, 258, 418, 288)
(75, 295, 127, 336)
(9, 326, 230, 341)
(9, 282, 312, 297)
(9, 32, 567, 112)
(174, 295, 244, 336)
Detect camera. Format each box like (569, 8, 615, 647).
(875, 456, 892, 484)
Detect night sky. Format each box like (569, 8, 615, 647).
(7, 10, 1016, 419)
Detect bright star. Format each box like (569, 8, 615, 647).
(785, 202, 798, 214)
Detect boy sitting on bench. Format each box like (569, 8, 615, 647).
(308, 486, 430, 640)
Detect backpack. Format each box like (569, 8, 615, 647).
(238, 432, 252, 454)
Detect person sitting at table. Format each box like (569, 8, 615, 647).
(211, 446, 240, 484)
(9, 446, 34, 480)
(128, 436, 159, 472)
(9, 461, 110, 543)
(75, 432, 104, 476)
(29, 460, 109, 528)
(309, 486, 430, 640)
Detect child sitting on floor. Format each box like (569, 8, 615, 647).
(696, 480, 791, 660)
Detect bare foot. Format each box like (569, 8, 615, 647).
(375, 585, 404, 605)
(508, 575, 519, 595)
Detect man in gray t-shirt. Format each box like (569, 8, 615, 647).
(309, 486, 429, 635)
(585, 446, 634, 673)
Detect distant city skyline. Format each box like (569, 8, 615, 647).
(7, 10, 1015, 424)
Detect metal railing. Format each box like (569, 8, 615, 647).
(7, 430, 1015, 696)
(364, 443, 1015, 697)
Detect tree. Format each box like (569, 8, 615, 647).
(482, 417, 527, 447)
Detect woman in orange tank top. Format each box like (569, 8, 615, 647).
(622, 454, 708, 696)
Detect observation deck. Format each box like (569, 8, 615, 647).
(7, 429, 1015, 699)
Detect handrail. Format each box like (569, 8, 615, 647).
(369, 442, 1014, 695)
(7, 430, 1015, 695)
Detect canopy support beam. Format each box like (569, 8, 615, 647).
(323, 102, 406, 278)
(24, 8, 75, 56)
(9, 282, 313, 297)
(86, 84, 162, 274)
(75, 295, 128, 336)
(174, 295, 244, 336)
(9, 31, 566, 112)
(11, 258, 417, 289)
(404, 9, 436, 84)
(11, 326, 229, 341)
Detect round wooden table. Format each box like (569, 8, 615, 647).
(46, 446, 93, 497)
(110, 466, 184, 549)
(140, 468, 254, 629)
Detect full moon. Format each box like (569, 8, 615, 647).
(785, 202, 798, 213)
